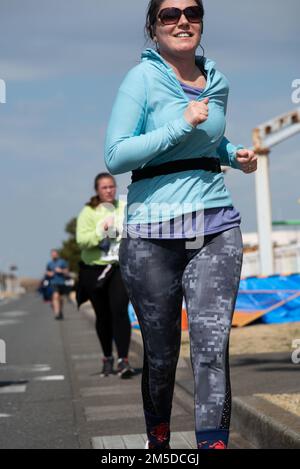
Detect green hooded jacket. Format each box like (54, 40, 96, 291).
(76, 199, 126, 265)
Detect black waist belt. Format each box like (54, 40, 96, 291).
(131, 157, 221, 183)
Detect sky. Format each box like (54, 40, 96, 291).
(0, 0, 300, 278)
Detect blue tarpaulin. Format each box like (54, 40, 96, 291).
(237, 273, 300, 324)
(128, 302, 140, 330)
(128, 274, 300, 328)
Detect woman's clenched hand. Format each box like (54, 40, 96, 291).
(236, 149, 257, 173)
(184, 98, 209, 127)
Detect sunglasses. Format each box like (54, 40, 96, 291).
(157, 6, 203, 25)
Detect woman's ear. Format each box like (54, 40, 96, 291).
(151, 25, 156, 40)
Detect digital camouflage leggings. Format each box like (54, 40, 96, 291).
(119, 226, 243, 449)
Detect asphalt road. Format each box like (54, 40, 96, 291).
(0, 293, 79, 449)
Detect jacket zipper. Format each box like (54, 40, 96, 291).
(152, 51, 211, 102)
(170, 63, 211, 102)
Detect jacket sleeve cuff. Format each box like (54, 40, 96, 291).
(217, 136, 245, 170)
(228, 143, 245, 169)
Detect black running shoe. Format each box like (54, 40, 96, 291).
(100, 356, 114, 377)
(117, 358, 135, 379)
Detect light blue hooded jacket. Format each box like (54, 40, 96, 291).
(104, 47, 244, 224)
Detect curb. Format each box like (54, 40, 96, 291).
(232, 395, 300, 449)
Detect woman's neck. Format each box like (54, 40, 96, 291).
(159, 50, 199, 81)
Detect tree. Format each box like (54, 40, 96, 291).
(59, 218, 81, 275)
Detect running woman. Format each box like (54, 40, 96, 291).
(104, 0, 257, 449)
(76, 173, 135, 379)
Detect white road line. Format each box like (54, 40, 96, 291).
(71, 353, 100, 361)
(0, 385, 27, 394)
(0, 364, 51, 373)
(1, 311, 29, 318)
(0, 319, 21, 326)
(0, 413, 11, 418)
(33, 375, 65, 381)
(32, 365, 51, 372)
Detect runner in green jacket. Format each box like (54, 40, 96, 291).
(76, 172, 135, 379)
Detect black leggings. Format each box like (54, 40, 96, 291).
(119, 227, 243, 449)
(78, 264, 131, 358)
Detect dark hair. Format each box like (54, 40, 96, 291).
(144, 0, 204, 42)
(86, 172, 117, 208)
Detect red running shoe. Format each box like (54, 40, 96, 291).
(197, 439, 226, 449)
(149, 422, 170, 444)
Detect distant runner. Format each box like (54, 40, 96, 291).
(45, 249, 69, 320)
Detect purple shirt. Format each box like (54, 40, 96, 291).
(125, 80, 241, 239)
